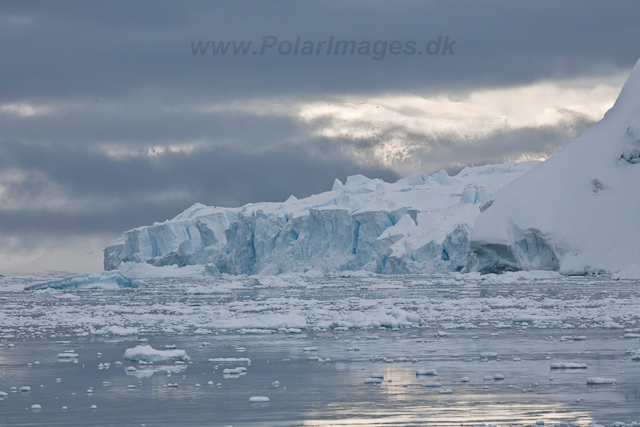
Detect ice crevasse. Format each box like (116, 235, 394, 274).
(103, 162, 537, 275)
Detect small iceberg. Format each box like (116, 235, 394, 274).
(25, 271, 146, 291)
(423, 382, 442, 388)
(123, 345, 190, 363)
(208, 358, 251, 364)
(586, 377, 616, 385)
(57, 352, 78, 359)
(550, 362, 587, 370)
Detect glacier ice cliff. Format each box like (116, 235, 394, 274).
(469, 58, 640, 275)
(104, 163, 536, 275)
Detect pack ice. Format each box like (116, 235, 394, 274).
(103, 163, 536, 275)
(470, 58, 640, 275)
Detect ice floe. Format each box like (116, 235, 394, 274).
(25, 271, 146, 291)
(123, 345, 190, 363)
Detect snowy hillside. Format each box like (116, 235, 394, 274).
(470, 59, 640, 275)
(104, 162, 537, 275)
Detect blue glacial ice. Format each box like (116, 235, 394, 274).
(25, 271, 147, 290)
(103, 162, 537, 276)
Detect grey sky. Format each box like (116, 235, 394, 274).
(1, 0, 639, 272)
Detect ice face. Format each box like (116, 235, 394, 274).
(470, 58, 640, 275)
(104, 162, 537, 276)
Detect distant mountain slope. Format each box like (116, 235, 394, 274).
(470, 59, 640, 274)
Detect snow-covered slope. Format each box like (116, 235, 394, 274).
(104, 162, 537, 275)
(470, 59, 640, 275)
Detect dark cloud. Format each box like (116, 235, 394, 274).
(0, 141, 400, 235)
(1, 1, 639, 103)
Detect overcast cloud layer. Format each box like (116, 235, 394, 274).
(1, 0, 639, 273)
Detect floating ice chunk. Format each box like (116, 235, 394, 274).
(208, 358, 251, 364)
(494, 374, 504, 380)
(249, 396, 270, 403)
(25, 271, 146, 291)
(364, 378, 383, 384)
(550, 363, 587, 369)
(57, 352, 78, 359)
(20, 386, 31, 392)
(423, 382, 442, 388)
(123, 345, 190, 363)
(439, 389, 453, 394)
(371, 373, 384, 379)
(460, 377, 470, 382)
(586, 377, 617, 384)
(481, 352, 498, 358)
(31, 404, 42, 411)
(0, 391, 7, 397)
(416, 369, 437, 376)
(303, 347, 318, 352)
